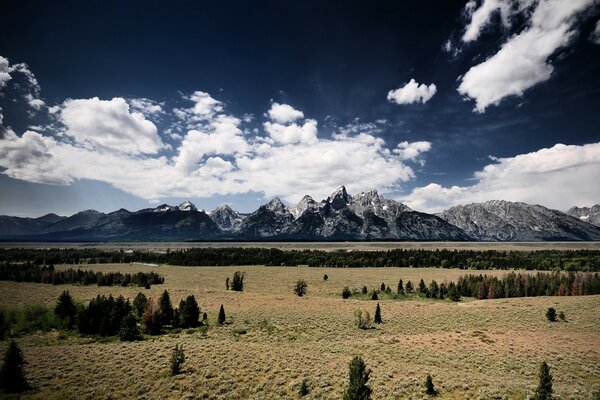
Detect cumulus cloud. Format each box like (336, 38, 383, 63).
(0, 56, 11, 89)
(402, 141, 600, 212)
(458, 0, 597, 112)
(267, 103, 304, 124)
(0, 56, 45, 112)
(129, 98, 164, 115)
(387, 79, 437, 105)
(0, 89, 429, 204)
(59, 97, 164, 154)
(591, 19, 600, 44)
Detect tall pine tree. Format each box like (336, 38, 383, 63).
(343, 355, 372, 400)
(533, 362, 553, 400)
(374, 303, 382, 324)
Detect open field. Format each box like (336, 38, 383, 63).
(1, 264, 599, 399)
(2, 241, 600, 251)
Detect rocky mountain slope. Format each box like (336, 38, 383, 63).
(567, 205, 600, 227)
(438, 200, 600, 241)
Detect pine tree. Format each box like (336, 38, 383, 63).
(323, 274, 328, 281)
(133, 292, 148, 318)
(406, 280, 414, 294)
(374, 303, 382, 324)
(169, 344, 185, 375)
(343, 355, 372, 400)
(158, 290, 174, 326)
(0, 340, 28, 393)
(380, 282, 386, 292)
(447, 282, 461, 302)
(371, 291, 378, 301)
(294, 279, 308, 297)
(342, 287, 352, 299)
(425, 374, 436, 396)
(218, 304, 226, 325)
(546, 307, 557, 322)
(362, 286, 368, 295)
(397, 279, 404, 295)
(419, 279, 426, 294)
(119, 313, 141, 341)
(55, 290, 77, 329)
(533, 361, 553, 400)
(231, 271, 245, 291)
(179, 295, 200, 328)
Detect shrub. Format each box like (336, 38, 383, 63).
(546, 307, 557, 322)
(354, 310, 371, 330)
(225, 277, 230, 290)
(342, 287, 352, 299)
(558, 311, 566, 321)
(343, 355, 371, 400)
(362, 286, 368, 295)
(231, 271, 245, 291)
(119, 313, 141, 341)
(533, 361, 553, 400)
(170, 344, 185, 375)
(380, 282, 386, 292)
(299, 379, 309, 397)
(16, 304, 59, 334)
(294, 279, 308, 297)
(374, 303, 382, 324)
(425, 374, 437, 396)
(323, 274, 328, 281)
(54, 291, 77, 329)
(178, 295, 200, 328)
(0, 340, 28, 393)
(218, 305, 226, 325)
(133, 292, 148, 318)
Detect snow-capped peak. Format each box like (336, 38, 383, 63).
(178, 201, 198, 211)
(290, 195, 317, 219)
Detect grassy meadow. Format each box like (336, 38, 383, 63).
(1, 264, 599, 399)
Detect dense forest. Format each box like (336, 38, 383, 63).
(1, 248, 600, 271)
(0, 262, 164, 287)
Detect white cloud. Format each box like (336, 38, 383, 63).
(394, 141, 432, 161)
(267, 102, 304, 124)
(591, 19, 600, 44)
(0, 56, 11, 89)
(264, 119, 318, 145)
(402, 141, 600, 212)
(0, 56, 45, 112)
(129, 98, 164, 115)
(59, 97, 164, 154)
(462, 0, 515, 43)
(458, 0, 596, 112)
(387, 79, 437, 105)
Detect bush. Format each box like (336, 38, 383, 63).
(294, 279, 308, 297)
(362, 286, 368, 295)
(218, 305, 226, 325)
(54, 291, 77, 329)
(299, 379, 309, 397)
(170, 344, 185, 375)
(343, 355, 371, 400)
(558, 311, 566, 321)
(323, 274, 328, 281)
(0, 340, 28, 393)
(374, 303, 382, 324)
(133, 292, 148, 318)
(342, 287, 352, 299)
(354, 310, 371, 330)
(16, 304, 59, 335)
(370, 291, 378, 301)
(533, 361, 553, 400)
(119, 313, 141, 341)
(231, 271, 245, 291)
(425, 374, 436, 396)
(546, 307, 557, 322)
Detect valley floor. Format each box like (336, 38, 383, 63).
(1, 265, 599, 399)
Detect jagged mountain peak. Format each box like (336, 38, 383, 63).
(178, 201, 198, 212)
(265, 197, 287, 211)
(290, 195, 318, 219)
(566, 204, 600, 226)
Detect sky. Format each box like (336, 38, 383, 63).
(0, 0, 599, 217)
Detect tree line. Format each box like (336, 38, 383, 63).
(1, 247, 600, 271)
(0, 261, 164, 287)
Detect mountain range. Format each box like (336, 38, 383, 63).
(1, 187, 599, 242)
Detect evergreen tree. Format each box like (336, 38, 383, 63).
(419, 279, 426, 294)
(374, 303, 382, 324)
(362, 286, 368, 295)
(133, 292, 148, 318)
(231, 271, 245, 291)
(179, 295, 200, 328)
(158, 290, 174, 326)
(447, 282, 461, 302)
(0, 340, 28, 393)
(294, 279, 308, 297)
(397, 279, 404, 295)
(425, 374, 436, 396)
(218, 304, 226, 325)
(546, 307, 557, 322)
(533, 361, 553, 400)
(0, 311, 8, 340)
(54, 290, 77, 329)
(299, 379, 309, 397)
(406, 280, 414, 294)
(380, 282, 386, 292)
(343, 355, 372, 400)
(142, 299, 161, 335)
(323, 274, 328, 281)
(371, 291, 378, 301)
(225, 277, 230, 290)
(342, 286, 352, 299)
(169, 344, 185, 375)
(119, 313, 141, 341)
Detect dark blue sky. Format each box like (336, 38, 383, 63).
(1, 0, 599, 216)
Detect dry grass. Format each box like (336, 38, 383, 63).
(1, 264, 599, 399)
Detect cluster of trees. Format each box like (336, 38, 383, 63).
(0, 262, 164, 288)
(2, 248, 600, 271)
(456, 271, 600, 299)
(343, 278, 462, 302)
(141, 291, 205, 335)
